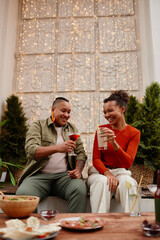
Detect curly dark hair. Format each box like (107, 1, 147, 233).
(103, 90, 129, 113)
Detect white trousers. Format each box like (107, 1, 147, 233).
(86, 167, 137, 213)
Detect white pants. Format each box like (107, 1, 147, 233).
(86, 167, 137, 213)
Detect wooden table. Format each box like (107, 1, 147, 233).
(0, 212, 156, 240)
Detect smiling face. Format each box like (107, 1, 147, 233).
(103, 100, 125, 128)
(52, 101, 71, 127)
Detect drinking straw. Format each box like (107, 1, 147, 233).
(129, 175, 143, 214)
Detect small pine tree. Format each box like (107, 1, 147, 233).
(125, 95, 139, 125)
(132, 82, 160, 171)
(0, 94, 28, 165)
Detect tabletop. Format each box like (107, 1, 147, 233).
(0, 212, 157, 240)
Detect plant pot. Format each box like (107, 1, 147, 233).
(130, 164, 154, 189)
(12, 168, 24, 184)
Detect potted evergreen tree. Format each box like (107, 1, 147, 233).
(0, 95, 28, 185)
(126, 82, 160, 186)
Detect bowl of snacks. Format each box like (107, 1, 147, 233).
(142, 220, 160, 237)
(40, 210, 59, 221)
(0, 195, 39, 218)
(147, 184, 157, 193)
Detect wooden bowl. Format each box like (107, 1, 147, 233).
(0, 195, 39, 218)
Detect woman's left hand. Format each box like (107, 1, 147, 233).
(104, 170, 119, 192)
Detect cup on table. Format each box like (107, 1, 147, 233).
(97, 126, 107, 150)
(40, 209, 59, 220)
(128, 185, 141, 217)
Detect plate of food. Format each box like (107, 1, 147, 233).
(0, 216, 61, 240)
(0, 231, 59, 240)
(60, 216, 105, 231)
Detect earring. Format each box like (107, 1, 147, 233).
(52, 112, 55, 122)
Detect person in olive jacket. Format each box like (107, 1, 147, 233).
(16, 97, 87, 213)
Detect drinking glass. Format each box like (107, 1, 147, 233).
(97, 126, 107, 150)
(68, 132, 80, 156)
(128, 185, 141, 217)
(40, 210, 59, 220)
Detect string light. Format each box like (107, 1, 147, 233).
(15, 0, 141, 164)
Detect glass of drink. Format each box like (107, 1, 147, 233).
(68, 132, 80, 156)
(40, 210, 59, 221)
(128, 185, 141, 217)
(97, 126, 107, 150)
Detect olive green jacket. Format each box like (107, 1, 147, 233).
(18, 117, 87, 185)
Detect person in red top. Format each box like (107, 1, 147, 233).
(87, 90, 140, 213)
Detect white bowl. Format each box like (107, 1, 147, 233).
(147, 184, 157, 193)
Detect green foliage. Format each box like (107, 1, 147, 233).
(0, 94, 28, 166)
(0, 120, 8, 128)
(125, 95, 139, 125)
(0, 119, 25, 185)
(127, 82, 160, 171)
(0, 158, 24, 185)
(0, 120, 8, 155)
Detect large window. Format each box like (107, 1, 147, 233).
(15, 0, 141, 164)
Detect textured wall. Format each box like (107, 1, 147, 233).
(15, 0, 141, 165)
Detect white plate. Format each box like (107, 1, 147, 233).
(0, 231, 59, 240)
(60, 217, 105, 231)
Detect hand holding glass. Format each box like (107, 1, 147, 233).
(68, 132, 80, 156)
(97, 127, 107, 150)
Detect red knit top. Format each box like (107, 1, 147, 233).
(93, 124, 140, 174)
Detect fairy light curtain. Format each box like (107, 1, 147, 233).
(15, 0, 141, 167)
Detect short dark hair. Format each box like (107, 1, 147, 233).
(52, 97, 69, 107)
(104, 90, 129, 113)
